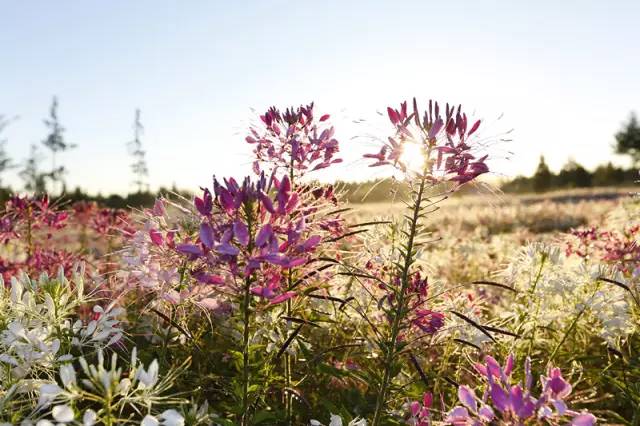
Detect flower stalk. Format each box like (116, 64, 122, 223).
(372, 166, 429, 425)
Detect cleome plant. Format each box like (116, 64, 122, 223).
(2, 97, 640, 425)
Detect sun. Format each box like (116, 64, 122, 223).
(399, 141, 426, 173)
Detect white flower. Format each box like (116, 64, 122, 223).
(60, 364, 76, 388)
(159, 409, 184, 426)
(329, 414, 343, 426)
(38, 383, 63, 407)
(83, 410, 98, 426)
(141, 410, 184, 426)
(52, 404, 74, 422)
(137, 359, 159, 388)
(311, 415, 366, 426)
(141, 415, 160, 426)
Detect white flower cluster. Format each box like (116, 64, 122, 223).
(503, 243, 637, 347)
(0, 268, 132, 424)
(34, 348, 185, 425)
(0, 268, 122, 384)
(121, 225, 179, 292)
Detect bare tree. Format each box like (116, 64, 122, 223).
(19, 144, 46, 194)
(0, 115, 17, 187)
(127, 109, 149, 193)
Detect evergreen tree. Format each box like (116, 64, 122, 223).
(532, 155, 553, 192)
(614, 112, 640, 166)
(592, 162, 625, 186)
(42, 96, 75, 194)
(127, 109, 149, 193)
(557, 159, 591, 188)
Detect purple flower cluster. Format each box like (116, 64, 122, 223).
(246, 103, 342, 177)
(446, 354, 596, 425)
(364, 99, 488, 185)
(365, 260, 446, 338)
(175, 173, 342, 304)
(406, 392, 433, 426)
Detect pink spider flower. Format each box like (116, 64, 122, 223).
(446, 354, 596, 425)
(246, 103, 342, 177)
(362, 260, 446, 338)
(174, 172, 343, 304)
(364, 98, 488, 186)
(406, 392, 434, 426)
(567, 225, 640, 274)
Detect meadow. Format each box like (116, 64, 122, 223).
(0, 100, 638, 426)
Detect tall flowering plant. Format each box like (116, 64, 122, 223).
(140, 104, 347, 424)
(246, 103, 346, 424)
(359, 99, 489, 425)
(172, 174, 343, 424)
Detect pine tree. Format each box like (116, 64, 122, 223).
(42, 96, 75, 194)
(127, 109, 149, 193)
(614, 112, 640, 166)
(532, 155, 553, 192)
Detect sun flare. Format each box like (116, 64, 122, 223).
(399, 141, 426, 172)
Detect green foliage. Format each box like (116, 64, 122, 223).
(532, 155, 553, 192)
(615, 112, 640, 166)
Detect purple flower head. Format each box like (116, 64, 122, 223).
(248, 103, 342, 177)
(411, 309, 445, 334)
(174, 170, 342, 307)
(199, 222, 215, 249)
(542, 367, 573, 401)
(176, 243, 203, 258)
(364, 98, 489, 186)
(149, 229, 163, 246)
(194, 188, 213, 216)
(447, 354, 596, 425)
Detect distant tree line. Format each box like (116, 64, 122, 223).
(2, 100, 639, 202)
(502, 112, 640, 193)
(0, 97, 165, 208)
(501, 157, 637, 193)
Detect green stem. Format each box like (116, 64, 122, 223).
(284, 155, 295, 425)
(240, 207, 256, 426)
(285, 276, 293, 426)
(26, 208, 33, 258)
(525, 252, 547, 358)
(240, 275, 252, 426)
(371, 170, 428, 426)
(547, 284, 601, 364)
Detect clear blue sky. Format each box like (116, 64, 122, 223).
(1, 1, 639, 194)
